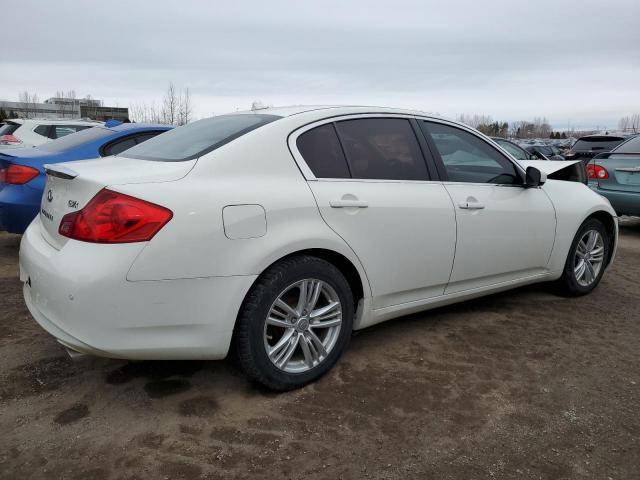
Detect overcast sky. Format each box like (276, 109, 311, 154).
(1, 0, 638, 130)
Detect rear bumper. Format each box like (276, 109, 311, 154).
(589, 184, 640, 216)
(20, 218, 257, 360)
(0, 184, 41, 233)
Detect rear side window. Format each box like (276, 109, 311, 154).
(39, 127, 113, 153)
(423, 121, 519, 184)
(121, 114, 280, 162)
(51, 125, 90, 139)
(613, 135, 640, 154)
(102, 131, 164, 157)
(296, 124, 350, 178)
(34, 125, 50, 137)
(103, 137, 138, 156)
(334, 118, 428, 180)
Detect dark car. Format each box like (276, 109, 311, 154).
(524, 145, 564, 160)
(565, 135, 627, 163)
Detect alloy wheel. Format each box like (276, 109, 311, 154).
(263, 279, 343, 374)
(574, 230, 605, 287)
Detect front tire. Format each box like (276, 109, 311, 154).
(234, 255, 354, 391)
(554, 218, 609, 297)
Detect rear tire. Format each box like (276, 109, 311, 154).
(234, 255, 354, 391)
(554, 218, 609, 297)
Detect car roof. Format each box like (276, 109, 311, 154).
(234, 105, 448, 120)
(5, 118, 101, 126)
(109, 123, 173, 132)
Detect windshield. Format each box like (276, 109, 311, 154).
(613, 135, 640, 154)
(121, 114, 281, 162)
(39, 126, 111, 153)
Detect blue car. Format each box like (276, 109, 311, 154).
(0, 122, 173, 233)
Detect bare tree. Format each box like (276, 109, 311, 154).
(130, 101, 163, 124)
(18, 91, 39, 118)
(162, 82, 178, 125)
(619, 114, 640, 133)
(178, 87, 192, 125)
(130, 83, 195, 125)
(456, 113, 493, 129)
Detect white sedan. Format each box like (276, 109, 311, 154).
(19, 106, 618, 390)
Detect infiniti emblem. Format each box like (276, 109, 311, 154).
(47, 189, 53, 202)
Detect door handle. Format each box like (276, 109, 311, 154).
(458, 201, 485, 210)
(330, 199, 368, 208)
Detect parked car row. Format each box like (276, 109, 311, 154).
(0, 122, 172, 233)
(0, 118, 102, 148)
(14, 105, 619, 390)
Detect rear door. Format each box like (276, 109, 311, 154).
(420, 120, 556, 293)
(290, 115, 456, 309)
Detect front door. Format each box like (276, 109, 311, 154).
(420, 120, 556, 293)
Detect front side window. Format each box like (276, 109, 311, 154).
(52, 126, 78, 139)
(423, 122, 519, 184)
(34, 125, 50, 137)
(334, 118, 429, 180)
(494, 139, 530, 160)
(121, 114, 280, 162)
(296, 123, 350, 178)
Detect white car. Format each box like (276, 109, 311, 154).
(0, 118, 100, 148)
(19, 106, 618, 390)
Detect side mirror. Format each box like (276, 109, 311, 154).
(525, 166, 546, 188)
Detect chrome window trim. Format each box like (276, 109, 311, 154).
(287, 112, 526, 183)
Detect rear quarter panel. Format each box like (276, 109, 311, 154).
(122, 122, 371, 298)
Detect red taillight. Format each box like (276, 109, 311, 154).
(0, 164, 39, 184)
(0, 134, 22, 145)
(586, 164, 609, 180)
(58, 189, 173, 243)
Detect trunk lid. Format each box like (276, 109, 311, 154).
(594, 154, 640, 192)
(39, 156, 196, 249)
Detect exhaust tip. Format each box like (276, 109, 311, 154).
(58, 342, 90, 361)
(65, 347, 89, 361)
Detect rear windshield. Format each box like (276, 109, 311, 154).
(39, 126, 111, 153)
(120, 114, 281, 162)
(0, 122, 20, 136)
(572, 137, 624, 152)
(613, 135, 640, 154)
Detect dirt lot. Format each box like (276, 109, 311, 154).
(1, 219, 639, 480)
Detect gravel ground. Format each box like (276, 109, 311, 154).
(0, 218, 639, 480)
